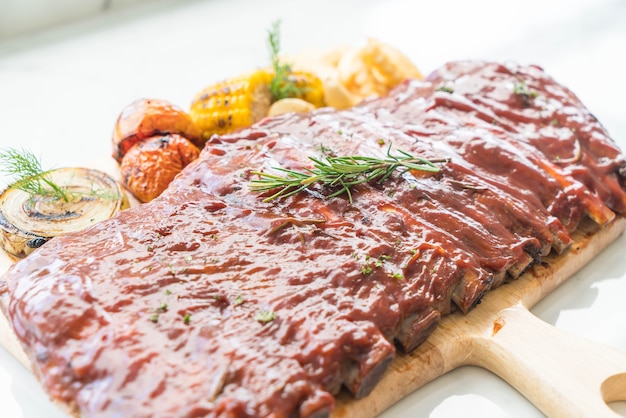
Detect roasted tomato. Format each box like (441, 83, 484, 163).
(120, 134, 200, 203)
(112, 98, 202, 163)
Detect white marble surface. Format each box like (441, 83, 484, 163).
(0, 0, 626, 416)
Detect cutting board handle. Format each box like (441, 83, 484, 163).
(468, 304, 626, 418)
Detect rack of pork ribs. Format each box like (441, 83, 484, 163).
(2, 61, 626, 418)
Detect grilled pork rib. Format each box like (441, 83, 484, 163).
(1, 61, 625, 418)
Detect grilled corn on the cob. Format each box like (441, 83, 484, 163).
(190, 69, 273, 140)
(190, 69, 325, 140)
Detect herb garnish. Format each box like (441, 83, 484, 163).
(267, 20, 305, 102)
(513, 80, 538, 106)
(167, 262, 176, 275)
(250, 146, 446, 203)
(254, 309, 276, 324)
(0, 147, 120, 202)
(361, 254, 392, 276)
(375, 254, 391, 267)
(436, 85, 454, 93)
(0, 148, 71, 201)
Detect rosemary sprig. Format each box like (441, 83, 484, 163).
(250, 146, 447, 203)
(267, 20, 304, 102)
(0, 148, 70, 201)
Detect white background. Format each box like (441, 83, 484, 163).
(0, 0, 625, 417)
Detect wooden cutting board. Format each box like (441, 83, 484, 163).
(1, 217, 626, 418)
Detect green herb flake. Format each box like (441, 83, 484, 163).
(183, 313, 191, 324)
(254, 309, 276, 324)
(374, 254, 391, 268)
(513, 81, 538, 99)
(150, 314, 159, 323)
(234, 294, 244, 305)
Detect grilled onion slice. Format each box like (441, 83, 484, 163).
(0, 168, 128, 259)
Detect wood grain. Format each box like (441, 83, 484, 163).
(1, 217, 626, 417)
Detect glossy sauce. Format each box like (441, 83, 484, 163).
(1, 61, 625, 418)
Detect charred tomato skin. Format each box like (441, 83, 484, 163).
(120, 134, 200, 203)
(112, 98, 202, 163)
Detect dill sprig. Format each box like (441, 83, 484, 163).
(250, 146, 447, 203)
(267, 20, 304, 102)
(0, 148, 71, 201)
